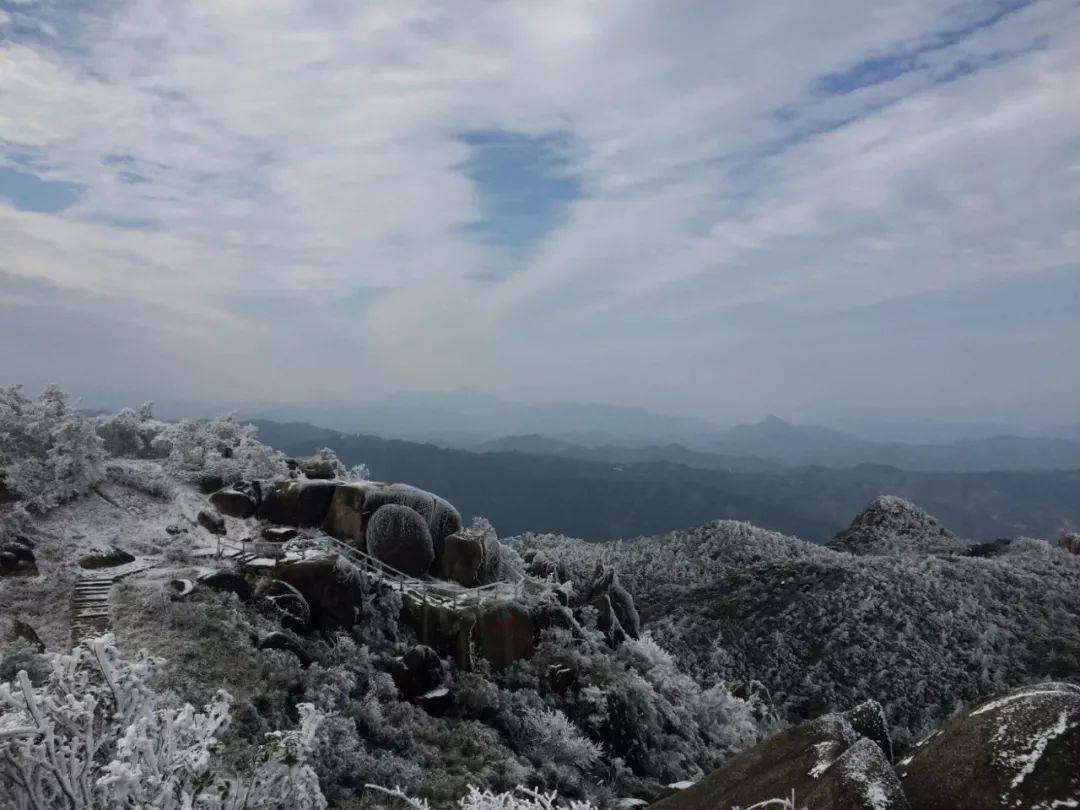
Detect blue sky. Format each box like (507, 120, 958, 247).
(1, 0, 1078, 426)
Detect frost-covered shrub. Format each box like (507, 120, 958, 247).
(365, 784, 599, 810)
(311, 446, 370, 482)
(0, 635, 326, 809)
(0, 385, 106, 512)
(95, 402, 169, 458)
(516, 520, 1080, 751)
(105, 461, 175, 499)
(153, 414, 289, 485)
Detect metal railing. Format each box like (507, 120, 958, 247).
(216, 532, 551, 611)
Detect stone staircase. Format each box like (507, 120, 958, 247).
(69, 560, 156, 645)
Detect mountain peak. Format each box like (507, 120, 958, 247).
(829, 494, 964, 556)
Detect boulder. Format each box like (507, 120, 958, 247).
(255, 578, 311, 633)
(196, 474, 225, 494)
(1, 541, 35, 566)
(533, 604, 583, 638)
(198, 569, 253, 601)
(321, 482, 382, 545)
(438, 531, 485, 587)
(472, 601, 535, 669)
(586, 563, 640, 640)
(1062, 532, 1080, 555)
(299, 458, 336, 480)
(273, 557, 363, 632)
(429, 495, 463, 557)
(165, 524, 186, 536)
(392, 644, 446, 700)
(900, 681, 1080, 809)
(652, 714, 909, 810)
(842, 700, 893, 762)
(164, 578, 196, 600)
(255, 480, 338, 527)
(366, 504, 435, 578)
(256, 631, 311, 667)
(261, 526, 298, 543)
(78, 545, 135, 570)
(209, 488, 257, 519)
(197, 509, 226, 535)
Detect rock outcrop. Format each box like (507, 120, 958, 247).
(273, 557, 363, 632)
(198, 568, 253, 601)
(470, 601, 535, 669)
(255, 578, 311, 633)
(899, 681, 1080, 809)
(366, 503, 435, 577)
(209, 487, 258, 519)
(829, 495, 964, 556)
(392, 644, 446, 700)
(197, 509, 227, 535)
(78, 545, 135, 570)
(255, 480, 338, 527)
(586, 563, 640, 642)
(652, 712, 909, 810)
(437, 531, 485, 587)
(0, 537, 36, 576)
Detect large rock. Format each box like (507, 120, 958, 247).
(254, 578, 311, 633)
(198, 568, 253, 601)
(209, 488, 257, 519)
(366, 504, 434, 578)
(428, 495, 462, 558)
(197, 509, 226, 535)
(256, 631, 311, 667)
(299, 458, 336, 480)
(586, 563, 640, 640)
(1062, 532, 1080, 555)
(900, 682, 1080, 809)
(652, 714, 909, 810)
(255, 480, 338, 527)
(392, 644, 446, 700)
(78, 545, 135, 570)
(273, 557, 363, 632)
(438, 531, 485, 587)
(842, 700, 893, 762)
(829, 495, 964, 556)
(3, 619, 45, 653)
(321, 482, 384, 546)
(472, 601, 535, 669)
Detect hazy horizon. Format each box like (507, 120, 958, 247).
(3, 1, 1079, 428)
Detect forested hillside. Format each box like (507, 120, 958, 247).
(253, 420, 1080, 542)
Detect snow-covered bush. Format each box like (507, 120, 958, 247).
(311, 446, 370, 482)
(94, 402, 169, 459)
(365, 784, 599, 810)
(0, 385, 106, 512)
(153, 414, 289, 486)
(105, 461, 175, 499)
(0, 635, 326, 810)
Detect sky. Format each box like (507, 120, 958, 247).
(1, 0, 1078, 429)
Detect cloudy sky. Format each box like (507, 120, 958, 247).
(1, 0, 1078, 428)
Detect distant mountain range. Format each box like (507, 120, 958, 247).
(235, 391, 1080, 473)
(251, 419, 1080, 543)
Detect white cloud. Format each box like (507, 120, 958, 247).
(1, 0, 1078, 425)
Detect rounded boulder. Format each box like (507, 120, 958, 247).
(366, 504, 434, 578)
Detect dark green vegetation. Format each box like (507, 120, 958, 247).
(253, 420, 1080, 542)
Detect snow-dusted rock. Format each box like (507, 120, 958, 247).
(320, 481, 380, 545)
(438, 531, 485, 586)
(471, 601, 535, 669)
(273, 557, 363, 632)
(842, 700, 894, 762)
(198, 568, 253, 601)
(829, 495, 965, 556)
(900, 681, 1080, 809)
(209, 487, 257, 519)
(255, 479, 338, 527)
(197, 509, 226, 535)
(256, 631, 311, 666)
(1062, 532, 1080, 555)
(78, 544, 135, 569)
(586, 563, 640, 640)
(392, 644, 446, 700)
(255, 578, 311, 633)
(651, 712, 909, 810)
(366, 503, 435, 578)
